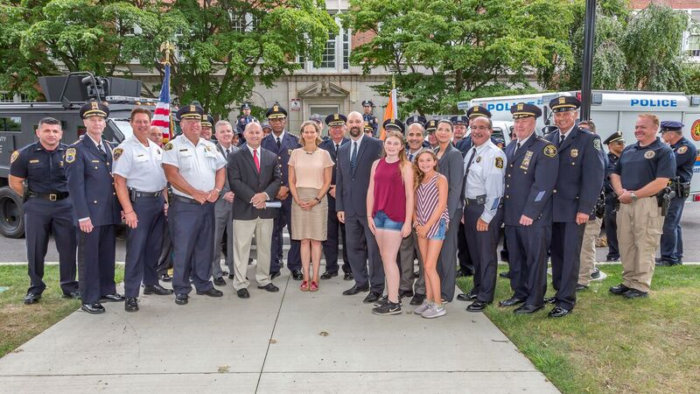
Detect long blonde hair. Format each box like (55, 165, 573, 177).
(381, 130, 408, 168)
(413, 149, 439, 190)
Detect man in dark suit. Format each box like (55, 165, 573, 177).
(319, 113, 352, 280)
(65, 101, 123, 314)
(544, 96, 604, 318)
(261, 103, 303, 280)
(229, 122, 282, 298)
(336, 111, 385, 302)
(500, 103, 558, 314)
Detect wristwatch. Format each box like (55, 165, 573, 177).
(630, 192, 638, 201)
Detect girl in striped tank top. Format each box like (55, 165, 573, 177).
(413, 149, 449, 318)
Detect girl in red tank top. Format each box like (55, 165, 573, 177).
(367, 130, 414, 315)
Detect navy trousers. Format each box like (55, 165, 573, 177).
(124, 197, 165, 297)
(271, 197, 301, 273)
(464, 205, 503, 303)
(660, 196, 686, 263)
(550, 222, 585, 310)
(604, 197, 619, 260)
(170, 200, 215, 295)
(323, 196, 351, 274)
(345, 215, 384, 293)
(505, 224, 550, 307)
(77, 224, 116, 304)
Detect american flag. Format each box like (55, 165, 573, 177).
(151, 64, 172, 142)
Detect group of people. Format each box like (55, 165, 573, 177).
(8, 93, 694, 319)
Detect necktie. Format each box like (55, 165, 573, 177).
(465, 148, 477, 175)
(276, 137, 281, 149)
(253, 149, 260, 173)
(514, 142, 521, 155)
(559, 133, 565, 145)
(408, 152, 414, 162)
(97, 143, 107, 160)
(335, 143, 340, 153)
(350, 141, 358, 170)
(226, 148, 230, 156)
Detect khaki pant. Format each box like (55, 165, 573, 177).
(578, 217, 602, 286)
(616, 197, 663, 292)
(232, 218, 274, 291)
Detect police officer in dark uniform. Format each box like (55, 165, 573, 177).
(603, 131, 625, 262)
(261, 103, 303, 280)
(9, 117, 79, 304)
(65, 100, 123, 314)
(236, 103, 258, 142)
(319, 113, 352, 280)
(500, 103, 558, 314)
(544, 96, 605, 318)
(658, 121, 697, 266)
(362, 100, 379, 136)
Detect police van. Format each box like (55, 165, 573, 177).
(462, 90, 700, 201)
(0, 73, 159, 238)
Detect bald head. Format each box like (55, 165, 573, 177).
(347, 111, 364, 139)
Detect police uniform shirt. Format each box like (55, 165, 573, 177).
(464, 140, 506, 223)
(604, 152, 619, 194)
(671, 137, 697, 183)
(112, 136, 167, 192)
(162, 135, 227, 199)
(613, 137, 675, 190)
(10, 142, 69, 193)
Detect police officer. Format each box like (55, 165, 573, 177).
(455, 106, 492, 155)
(500, 103, 558, 314)
(610, 114, 675, 298)
(603, 131, 625, 262)
(658, 121, 697, 266)
(362, 100, 379, 136)
(261, 103, 303, 280)
(9, 117, 79, 304)
(236, 103, 258, 139)
(544, 96, 604, 317)
(201, 114, 214, 140)
(162, 103, 227, 305)
(113, 108, 172, 312)
(319, 113, 352, 280)
(65, 100, 123, 314)
(363, 121, 375, 136)
(425, 119, 439, 149)
(462, 116, 506, 312)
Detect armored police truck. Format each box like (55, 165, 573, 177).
(0, 73, 155, 238)
(462, 90, 700, 201)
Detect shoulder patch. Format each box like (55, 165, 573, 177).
(164, 142, 173, 151)
(10, 150, 19, 164)
(65, 148, 77, 163)
(113, 148, 123, 161)
(543, 144, 557, 158)
(495, 157, 503, 169)
(678, 146, 688, 154)
(593, 139, 601, 151)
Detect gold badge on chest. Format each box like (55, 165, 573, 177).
(570, 148, 578, 158)
(644, 150, 655, 159)
(521, 151, 533, 170)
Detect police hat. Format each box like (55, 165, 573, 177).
(240, 102, 251, 110)
(450, 115, 469, 125)
(425, 119, 438, 133)
(466, 106, 491, 119)
(405, 115, 427, 127)
(261, 122, 271, 130)
(660, 120, 684, 133)
(363, 122, 374, 133)
(176, 103, 204, 121)
(201, 114, 214, 128)
(325, 113, 347, 127)
(383, 118, 405, 133)
(603, 131, 625, 145)
(310, 113, 324, 123)
(510, 103, 542, 119)
(80, 100, 109, 119)
(362, 100, 375, 107)
(549, 96, 581, 113)
(266, 103, 287, 119)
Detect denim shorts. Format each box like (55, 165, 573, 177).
(429, 218, 447, 241)
(373, 210, 404, 231)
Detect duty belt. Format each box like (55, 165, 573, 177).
(28, 191, 69, 201)
(129, 189, 163, 201)
(173, 195, 206, 205)
(465, 195, 486, 206)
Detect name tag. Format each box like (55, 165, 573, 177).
(179, 149, 193, 157)
(29, 159, 40, 163)
(91, 160, 100, 163)
(135, 154, 148, 162)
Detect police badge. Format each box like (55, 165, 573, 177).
(644, 150, 655, 159)
(570, 148, 579, 158)
(65, 148, 76, 163)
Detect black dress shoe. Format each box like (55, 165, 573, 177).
(320, 271, 338, 280)
(175, 294, 189, 305)
(228, 274, 234, 279)
(655, 259, 674, 267)
(457, 290, 478, 302)
(623, 288, 648, 299)
(101, 293, 125, 302)
(24, 293, 41, 305)
(81, 303, 105, 314)
(409, 293, 425, 305)
(258, 283, 279, 292)
(399, 289, 414, 299)
(125, 297, 139, 312)
(467, 300, 489, 312)
(344, 272, 354, 281)
(213, 277, 227, 286)
(363, 292, 382, 304)
(457, 268, 474, 277)
(197, 288, 224, 297)
(514, 304, 543, 314)
(270, 271, 281, 280)
(143, 284, 173, 295)
(221, 271, 229, 277)
(237, 289, 250, 299)
(609, 283, 631, 295)
(499, 296, 525, 307)
(544, 297, 556, 304)
(62, 290, 81, 299)
(605, 256, 620, 262)
(342, 285, 369, 295)
(159, 273, 172, 282)
(291, 269, 303, 280)
(548, 306, 570, 318)
(499, 271, 511, 279)
(575, 284, 588, 291)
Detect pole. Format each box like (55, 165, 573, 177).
(581, 0, 597, 121)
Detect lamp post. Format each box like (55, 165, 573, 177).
(581, 0, 596, 121)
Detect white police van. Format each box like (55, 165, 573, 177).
(461, 91, 700, 201)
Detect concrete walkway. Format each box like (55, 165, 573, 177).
(0, 266, 558, 393)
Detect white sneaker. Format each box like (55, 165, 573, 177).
(421, 304, 446, 319)
(414, 302, 431, 315)
(590, 268, 607, 281)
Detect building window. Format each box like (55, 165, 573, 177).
(686, 10, 700, 57)
(298, 16, 351, 72)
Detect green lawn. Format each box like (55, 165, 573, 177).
(0, 265, 124, 358)
(458, 265, 700, 394)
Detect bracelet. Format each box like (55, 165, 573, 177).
(214, 188, 221, 193)
(314, 197, 321, 202)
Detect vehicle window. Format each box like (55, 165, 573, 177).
(0, 116, 21, 132)
(109, 119, 133, 143)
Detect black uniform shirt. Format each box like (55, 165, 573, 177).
(10, 142, 69, 193)
(671, 137, 697, 183)
(614, 137, 675, 190)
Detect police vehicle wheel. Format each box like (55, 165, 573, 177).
(0, 187, 24, 238)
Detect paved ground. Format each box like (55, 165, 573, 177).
(0, 266, 557, 393)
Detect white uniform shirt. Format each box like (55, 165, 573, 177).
(112, 136, 167, 192)
(463, 139, 507, 223)
(161, 135, 227, 198)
